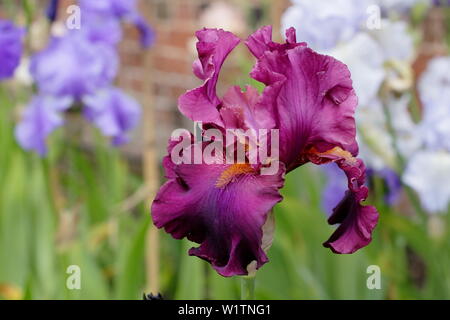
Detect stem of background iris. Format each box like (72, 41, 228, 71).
(241, 276, 256, 300)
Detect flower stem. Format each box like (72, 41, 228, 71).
(23, 0, 34, 28)
(241, 276, 255, 300)
(41, 157, 60, 218)
(204, 261, 211, 300)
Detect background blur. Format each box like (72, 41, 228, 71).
(0, 0, 449, 300)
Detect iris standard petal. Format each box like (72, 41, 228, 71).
(178, 28, 240, 125)
(247, 27, 358, 171)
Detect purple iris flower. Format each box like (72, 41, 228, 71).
(0, 19, 24, 80)
(78, 10, 123, 46)
(15, 95, 73, 156)
(30, 32, 118, 99)
(83, 87, 141, 146)
(79, 0, 155, 48)
(151, 26, 379, 277)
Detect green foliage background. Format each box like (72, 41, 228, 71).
(1, 86, 449, 300)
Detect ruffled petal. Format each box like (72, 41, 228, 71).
(152, 142, 285, 276)
(246, 26, 358, 171)
(178, 28, 240, 125)
(308, 148, 379, 254)
(324, 187, 379, 254)
(246, 26, 303, 59)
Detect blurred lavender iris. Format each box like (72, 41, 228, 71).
(30, 32, 118, 99)
(79, 0, 155, 47)
(16, 0, 154, 155)
(83, 87, 141, 146)
(15, 96, 73, 155)
(0, 19, 24, 80)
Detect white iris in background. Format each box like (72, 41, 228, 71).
(403, 151, 450, 213)
(369, 20, 414, 61)
(281, 0, 368, 51)
(418, 57, 450, 151)
(331, 33, 386, 107)
(356, 95, 420, 170)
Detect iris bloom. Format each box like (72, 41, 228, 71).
(281, 0, 367, 51)
(78, 0, 155, 48)
(15, 95, 72, 156)
(83, 87, 141, 146)
(403, 151, 450, 213)
(30, 32, 118, 99)
(46, 0, 155, 47)
(151, 26, 379, 277)
(0, 19, 24, 80)
(15, 87, 140, 155)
